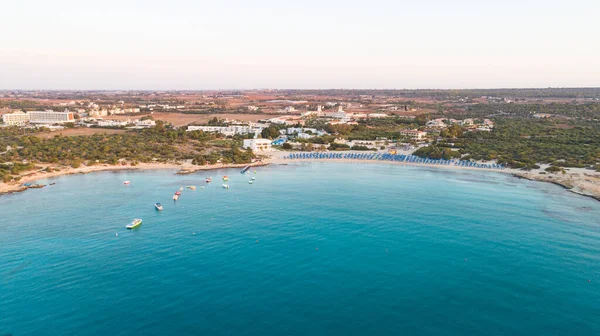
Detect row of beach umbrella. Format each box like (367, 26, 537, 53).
(284, 152, 504, 169)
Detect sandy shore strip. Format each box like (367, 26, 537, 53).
(2, 150, 599, 202)
(270, 151, 600, 201)
(0, 161, 268, 196)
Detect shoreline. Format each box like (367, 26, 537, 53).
(2, 151, 599, 202)
(268, 151, 600, 202)
(0, 161, 268, 196)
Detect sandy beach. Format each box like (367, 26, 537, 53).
(2, 150, 599, 201)
(0, 161, 267, 195)
(268, 151, 600, 201)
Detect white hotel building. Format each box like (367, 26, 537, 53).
(243, 139, 272, 151)
(187, 125, 264, 137)
(2, 112, 31, 125)
(29, 111, 75, 124)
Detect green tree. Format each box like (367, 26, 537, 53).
(261, 126, 280, 139)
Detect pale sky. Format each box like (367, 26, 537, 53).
(1, 0, 599, 90)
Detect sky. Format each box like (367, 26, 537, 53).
(1, 0, 599, 90)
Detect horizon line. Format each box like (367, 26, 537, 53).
(1, 86, 600, 92)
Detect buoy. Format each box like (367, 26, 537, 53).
(256, 240, 259, 243)
(115, 233, 118, 237)
(192, 232, 195, 235)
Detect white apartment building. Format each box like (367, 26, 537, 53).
(97, 120, 129, 127)
(187, 125, 264, 137)
(399, 129, 427, 140)
(243, 139, 272, 151)
(28, 111, 74, 124)
(367, 113, 389, 118)
(2, 112, 31, 125)
(134, 120, 156, 127)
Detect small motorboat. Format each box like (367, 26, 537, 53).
(249, 180, 253, 184)
(222, 176, 229, 181)
(222, 184, 230, 189)
(155, 203, 163, 211)
(173, 195, 179, 201)
(241, 165, 250, 174)
(126, 218, 142, 229)
(200, 186, 205, 189)
(175, 191, 182, 196)
(187, 185, 196, 190)
(251, 177, 256, 180)
(205, 177, 212, 183)
(123, 181, 130, 185)
(178, 187, 184, 191)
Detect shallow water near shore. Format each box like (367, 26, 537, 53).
(1, 162, 600, 335)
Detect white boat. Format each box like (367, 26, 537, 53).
(187, 185, 196, 190)
(123, 181, 130, 185)
(222, 184, 230, 189)
(173, 194, 179, 201)
(251, 177, 256, 180)
(249, 180, 253, 184)
(154, 202, 163, 211)
(126, 218, 142, 229)
(178, 187, 184, 191)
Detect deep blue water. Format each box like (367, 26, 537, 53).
(1, 162, 600, 335)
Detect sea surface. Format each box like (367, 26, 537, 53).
(1, 162, 600, 335)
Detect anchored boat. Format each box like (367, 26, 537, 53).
(222, 176, 229, 181)
(222, 184, 230, 189)
(126, 218, 142, 229)
(155, 203, 163, 211)
(241, 165, 250, 174)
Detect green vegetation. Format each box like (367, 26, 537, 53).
(0, 162, 37, 182)
(0, 124, 256, 178)
(413, 145, 461, 160)
(261, 126, 281, 139)
(458, 119, 600, 168)
(414, 118, 600, 169)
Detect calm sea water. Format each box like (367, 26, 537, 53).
(1, 163, 600, 335)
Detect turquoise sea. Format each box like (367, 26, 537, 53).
(1, 162, 600, 335)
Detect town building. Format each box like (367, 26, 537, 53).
(97, 120, 129, 127)
(2, 112, 31, 125)
(426, 119, 448, 128)
(134, 120, 156, 127)
(301, 105, 322, 118)
(266, 116, 304, 125)
(243, 139, 272, 151)
(89, 109, 109, 117)
(399, 129, 427, 140)
(187, 125, 264, 137)
(297, 133, 313, 139)
(28, 111, 75, 124)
